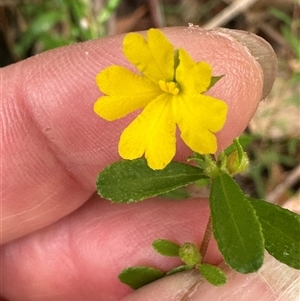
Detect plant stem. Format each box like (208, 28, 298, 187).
(199, 215, 212, 260)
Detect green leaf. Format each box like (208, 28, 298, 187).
(188, 152, 206, 168)
(207, 75, 224, 90)
(210, 174, 264, 273)
(250, 198, 300, 269)
(159, 187, 190, 199)
(118, 266, 165, 290)
(223, 134, 254, 156)
(225, 138, 249, 176)
(165, 265, 193, 276)
(233, 138, 244, 164)
(96, 159, 207, 203)
(152, 239, 180, 256)
(198, 264, 227, 286)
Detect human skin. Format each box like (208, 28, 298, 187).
(2, 27, 297, 301)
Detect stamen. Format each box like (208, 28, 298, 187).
(158, 80, 179, 95)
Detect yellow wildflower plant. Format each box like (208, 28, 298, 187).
(94, 28, 228, 170)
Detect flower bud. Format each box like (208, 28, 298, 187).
(226, 150, 249, 175)
(179, 242, 202, 266)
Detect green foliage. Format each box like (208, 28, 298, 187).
(159, 187, 191, 199)
(119, 239, 228, 289)
(198, 264, 227, 286)
(189, 138, 250, 178)
(96, 159, 207, 203)
(152, 239, 180, 256)
(269, 7, 300, 59)
(225, 138, 249, 176)
(207, 75, 224, 91)
(98, 0, 122, 23)
(118, 267, 165, 290)
(15, 0, 121, 58)
(96, 139, 299, 290)
(210, 174, 264, 273)
(223, 133, 254, 155)
(250, 197, 300, 269)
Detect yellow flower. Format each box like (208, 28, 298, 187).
(94, 29, 228, 170)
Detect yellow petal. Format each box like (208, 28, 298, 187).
(119, 94, 176, 170)
(123, 29, 175, 83)
(94, 66, 161, 120)
(174, 94, 228, 154)
(176, 49, 212, 94)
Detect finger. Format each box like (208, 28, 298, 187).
(121, 254, 299, 301)
(1, 196, 221, 301)
(2, 27, 276, 243)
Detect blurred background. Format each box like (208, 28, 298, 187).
(1, 0, 299, 210)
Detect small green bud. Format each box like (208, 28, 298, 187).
(179, 243, 202, 266)
(226, 150, 249, 175)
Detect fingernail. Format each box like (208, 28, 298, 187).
(215, 28, 277, 99)
(258, 253, 300, 301)
(187, 253, 299, 301)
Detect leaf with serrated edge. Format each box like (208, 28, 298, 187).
(152, 239, 180, 256)
(210, 174, 264, 273)
(119, 266, 164, 290)
(198, 264, 227, 286)
(250, 197, 300, 269)
(96, 159, 207, 203)
(159, 187, 190, 199)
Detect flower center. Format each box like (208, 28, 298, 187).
(158, 80, 179, 95)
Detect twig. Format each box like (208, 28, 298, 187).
(148, 0, 166, 28)
(266, 165, 300, 204)
(203, 0, 260, 30)
(199, 215, 212, 260)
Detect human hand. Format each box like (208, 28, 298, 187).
(2, 27, 297, 301)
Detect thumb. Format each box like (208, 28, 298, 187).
(2, 26, 276, 243)
(121, 254, 299, 301)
